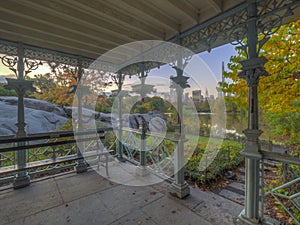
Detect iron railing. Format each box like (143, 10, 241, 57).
(121, 127, 177, 179)
(259, 150, 300, 224)
(0, 128, 115, 185)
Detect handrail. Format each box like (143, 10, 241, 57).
(0, 136, 104, 153)
(121, 127, 179, 142)
(259, 149, 300, 224)
(261, 150, 300, 166)
(0, 128, 113, 144)
(0, 128, 115, 186)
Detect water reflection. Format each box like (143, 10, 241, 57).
(195, 112, 271, 140)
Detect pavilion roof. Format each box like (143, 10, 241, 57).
(0, 0, 299, 68)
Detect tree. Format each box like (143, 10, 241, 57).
(221, 19, 300, 145)
(260, 19, 300, 114)
(30, 72, 75, 106)
(194, 99, 211, 112)
(31, 67, 113, 107)
(220, 50, 248, 112)
(0, 83, 17, 96)
(131, 96, 167, 114)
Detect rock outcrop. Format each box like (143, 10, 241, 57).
(0, 97, 68, 136)
(0, 97, 167, 136)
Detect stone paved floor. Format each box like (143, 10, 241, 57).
(0, 160, 243, 225)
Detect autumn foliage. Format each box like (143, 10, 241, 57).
(221, 19, 300, 145)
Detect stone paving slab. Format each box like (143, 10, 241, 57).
(3, 219, 23, 225)
(184, 187, 243, 225)
(0, 169, 245, 225)
(97, 184, 164, 219)
(23, 191, 116, 225)
(0, 178, 63, 225)
(102, 160, 165, 186)
(109, 210, 158, 225)
(142, 195, 212, 225)
(55, 170, 116, 203)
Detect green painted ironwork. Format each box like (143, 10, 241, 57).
(120, 128, 175, 178)
(0, 128, 113, 186)
(260, 150, 300, 224)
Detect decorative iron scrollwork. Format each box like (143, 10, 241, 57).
(0, 0, 298, 77)
(111, 72, 126, 92)
(182, 7, 248, 53)
(0, 54, 43, 78)
(0, 55, 18, 77)
(24, 48, 79, 67)
(256, 0, 297, 52)
(0, 43, 18, 56)
(24, 58, 43, 77)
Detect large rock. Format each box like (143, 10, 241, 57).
(64, 106, 116, 129)
(0, 97, 68, 136)
(0, 97, 66, 117)
(0, 97, 167, 136)
(123, 112, 167, 132)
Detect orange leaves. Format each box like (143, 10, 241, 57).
(224, 18, 300, 114)
(221, 19, 300, 145)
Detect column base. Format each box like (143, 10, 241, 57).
(116, 156, 126, 162)
(13, 174, 30, 189)
(74, 161, 88, 173)
(170, 181, 190, 199)
(135, 166, 149, 176)
(235, 210, 274, 225)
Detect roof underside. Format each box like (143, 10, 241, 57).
(0, 0, 299, 66)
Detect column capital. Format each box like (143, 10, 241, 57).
(5, 78, 35, 95)
(243, 129, 263, 141)
(170, 75, 190, 89)
(238, 57, 269, 87)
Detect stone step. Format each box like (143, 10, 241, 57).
(187, 187, 244, 225)
(226, 182, 245, 196)
(238, 168, 245, 174)
(236, 174, 245, 183)
(263, 160, 279, 168)
(218, 189, 245, 206)
(263, 166, 277, 172)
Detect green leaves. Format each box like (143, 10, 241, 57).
(222, 19, 300, 146)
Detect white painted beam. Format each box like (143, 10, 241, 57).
(165, 0, 198, 22)
(206, 0, 223, 13)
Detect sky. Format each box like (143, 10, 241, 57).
(124, 43, 238, 96)
(199, 44, 237, 81)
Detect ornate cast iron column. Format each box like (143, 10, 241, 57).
(4, 44, 35, 188)
(133, 64, 153, 176)
(237, 0, 268, 224)
(74, 63, 88, 173)
(140, 116, 147, 167)
(114, 72, 126, 162)
(170, 49, 190, 199)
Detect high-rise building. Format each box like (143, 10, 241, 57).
(192, 90, 201, 102)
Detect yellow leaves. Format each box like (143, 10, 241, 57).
(257, 19, 300, 114)
(223, 19, 300, 145)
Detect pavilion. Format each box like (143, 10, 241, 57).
(0, 0, 300, 224)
